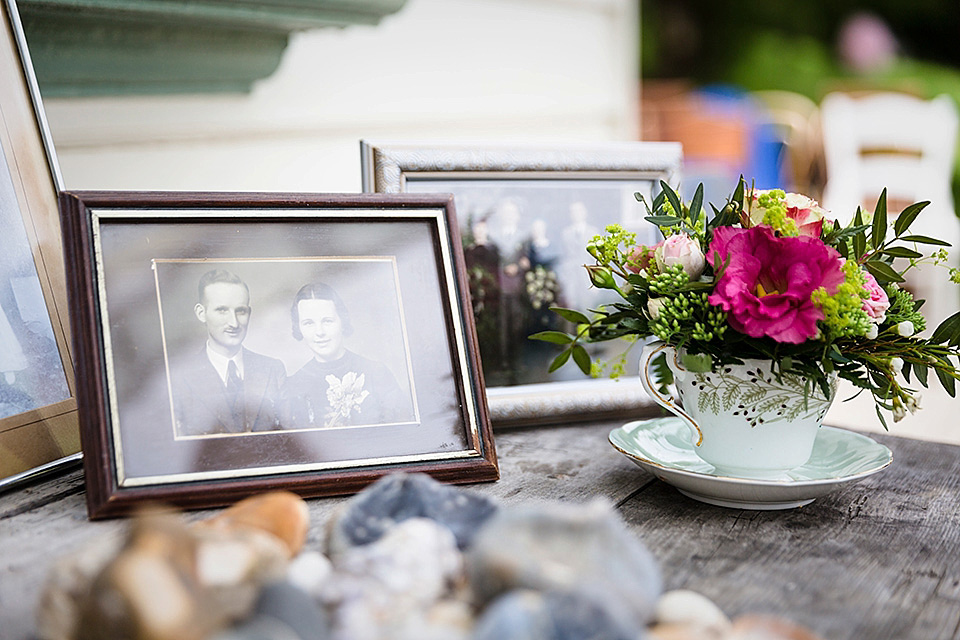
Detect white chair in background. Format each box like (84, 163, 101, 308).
(820, 91, 960, 328)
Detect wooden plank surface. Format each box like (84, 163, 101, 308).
(3, 420, 959, 640)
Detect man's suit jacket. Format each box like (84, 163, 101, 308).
(172, 347, 286, 437)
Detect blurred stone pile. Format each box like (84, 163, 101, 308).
(37, 473, 823, 640)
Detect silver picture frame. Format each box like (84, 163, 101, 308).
(360, 141, 683, 426)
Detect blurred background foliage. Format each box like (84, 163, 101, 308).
(640, 0, 960, 208)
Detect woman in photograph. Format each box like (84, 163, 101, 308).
(286, 282, 407, 428)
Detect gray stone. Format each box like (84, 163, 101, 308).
(213, 616, 308, 640)
(321, 518, 467, 640)
(472, 590, 643, 640)
(465, 499, 662, 627)
(254, 581, 330, 640)
(326, 473, 498, 557)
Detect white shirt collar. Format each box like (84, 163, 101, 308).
(205, 342, 244, 385)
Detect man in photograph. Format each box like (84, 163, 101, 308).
(171, 269, 286, 436)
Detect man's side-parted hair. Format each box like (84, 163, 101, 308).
(197, 269, 249, 304)
(291, 282, 353, 340)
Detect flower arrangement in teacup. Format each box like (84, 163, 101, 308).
(534, 179, 960, 475)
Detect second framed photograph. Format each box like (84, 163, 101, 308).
(361, 141, 683, 426)
(60, 192, 497, 518)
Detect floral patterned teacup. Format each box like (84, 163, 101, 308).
(639, 341, 837, 477)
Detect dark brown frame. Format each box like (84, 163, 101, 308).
(60, 191, 498, 519)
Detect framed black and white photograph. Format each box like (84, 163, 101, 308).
(360, 141, 682, 425)
(0, 0, 80, 489)
(59, 191, 497, 518)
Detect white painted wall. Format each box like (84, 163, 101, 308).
(43, 0, 639, 192)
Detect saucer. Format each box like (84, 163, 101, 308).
(609, 418, 893, 510)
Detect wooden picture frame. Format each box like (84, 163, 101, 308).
(360, 141, 682, 426)
(59, 191, 498, 518)
(0, 0, 80, 489)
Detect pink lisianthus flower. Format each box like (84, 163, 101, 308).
(626, 242, 660, 274)
(860, 268, 890, 322)
(655, 233, 706, 279)
(707, 225, 846, 343)
(749, 190, 831, 237)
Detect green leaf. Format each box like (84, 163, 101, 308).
(914, 363, 929, 386)
(549, 307, 590, 326)
(853, 208, 867, 259)
(931, 310, 960, 345)
(571, 344, 591, 375)
(652, 190, 666, 212)
(732, 175, 746, 206)
(899, 235, 952, 247)
(529, 330, 574, 345)
(935, 366, 956, 397)
(880, 247, 924, 259)
(644, 215, 682, 227)
(681, 352, 713, 372)
(874, 405, 889, 431)
(547, 349, 571, 373)
(872, 189, 887, 249)
(862, 260, 905, 284)
(689, 183, 704, 222)
(893, 201, 929, 237)
(660, 180, 684, 220)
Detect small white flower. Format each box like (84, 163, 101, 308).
(890, 357, 904, 374)
(892, 399, 906, 422)
(897, 321, 915, 337)
(905, 393, 921, 414)
(865, 324, 879, 340)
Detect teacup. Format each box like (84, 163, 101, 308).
(639, 341, 837, 477)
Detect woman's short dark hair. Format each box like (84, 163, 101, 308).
(291, 282, 353, 340)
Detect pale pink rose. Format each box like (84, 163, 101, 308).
(626, 241, 661, 274)
(748, 190, 831, 237)
(860, 268, 890, 322)
(655, 233, 705, 279)
(783, 192, 830, 237)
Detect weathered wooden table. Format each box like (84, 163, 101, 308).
(3, 420, 960, 640)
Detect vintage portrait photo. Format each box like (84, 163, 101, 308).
(155, 259, 418, 439)
(405, 177, 662, 388)
(61, 195, 497, 511)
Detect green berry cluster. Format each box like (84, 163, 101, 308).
(587, 224, 636, 265)
(647, 263, 689, 295)
(812, 260, 872, 339)
(648, 291, 727, 343)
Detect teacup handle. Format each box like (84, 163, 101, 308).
(639, 341, 704, 446)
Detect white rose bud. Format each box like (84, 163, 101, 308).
(897, 321, 915, 337)
(647, 298, 666, 320)
(654, 233, 705, 279)
(865, 324, 879, 340)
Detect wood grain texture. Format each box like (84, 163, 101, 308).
(2, 421, 959, 640)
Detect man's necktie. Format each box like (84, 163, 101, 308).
(226, 360, 244, 428)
